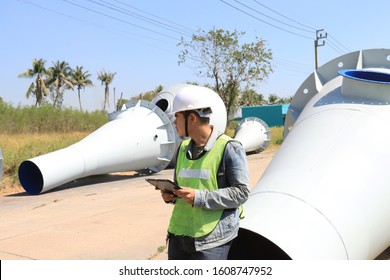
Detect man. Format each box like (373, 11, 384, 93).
(161, 85, 250, 260)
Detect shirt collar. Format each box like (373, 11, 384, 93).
(186, 130, 221, 151)
(203, 129, 221, 151)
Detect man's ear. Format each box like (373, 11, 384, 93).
(189, 112, 197, 122)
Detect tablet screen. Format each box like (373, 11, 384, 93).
(145, 178, 181, 194)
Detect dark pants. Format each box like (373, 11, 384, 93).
(168, 234, 232, 260)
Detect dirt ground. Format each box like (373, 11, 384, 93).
(0, 148, 389, 260)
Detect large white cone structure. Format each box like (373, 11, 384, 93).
(18, 99, 176, 195)
(234, 117, 270, 153)
(18, 83, 227, 195)
(229, 48, 390, 260)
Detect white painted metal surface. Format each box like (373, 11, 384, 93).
(230, 48, 390, 260)
(234, 117, 270, 153)
(18, 83, 227, 195)
(18, 99, 176, 195)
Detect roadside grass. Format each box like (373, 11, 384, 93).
(0, 100, 108, 194)
(269, 126, 284, 145)
(0, 132, 89, 194)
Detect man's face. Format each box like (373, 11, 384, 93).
(173, 112, 186, 138)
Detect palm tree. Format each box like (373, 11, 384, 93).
(97, 69, 116, 112)
(72, 66, 93, 112)
(46, 61, 73, 108)
(267, 93, 280, 104)
(18, 58, 48, 106)
(240, 88, 266, 106)
(153, 85, 164, 95)
(267, 93, 292, 104)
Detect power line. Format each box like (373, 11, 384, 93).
(272, 56, 313, 76)
(252, 0, 316, 32)
(113, 0, 195, 35)
(233, 0, 313, 34)
(20, 0, 99, 30)
(220, 0, 313, 40)
(222, 0, 351, 59)
(87, 0, 193, 37)
(61, 0, 181, 41)
(221, 0, 351, 73)
(19, 0, 179, 55)
(273, 57, 313, 71)
(273, 64, 312, 75)
(328, 34, 351, 53)
(253, 1, 350, 55)
(326, 39, 345, 55)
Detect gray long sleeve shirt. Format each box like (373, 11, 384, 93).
(173, 133, 250, 250)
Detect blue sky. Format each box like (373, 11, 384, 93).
(1, 0, 389, 112)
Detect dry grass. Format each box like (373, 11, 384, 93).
(0, 132, 89, 195)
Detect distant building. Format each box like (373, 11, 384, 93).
(240, 104, 289, 127)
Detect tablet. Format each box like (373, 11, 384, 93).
(145, 178, 181, 194)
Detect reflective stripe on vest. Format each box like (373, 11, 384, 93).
(168, 134, 231, 237)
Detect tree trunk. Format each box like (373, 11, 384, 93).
(103, 84, 110, 112)
(78, 89, 83, 112)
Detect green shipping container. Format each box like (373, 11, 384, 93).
(241, 104, 289, 127)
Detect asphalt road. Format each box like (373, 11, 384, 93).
(1, 150, 389, 260)
(0, 151, 274, 260)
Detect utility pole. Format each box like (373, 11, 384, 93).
(113, 87, 116, 111)
(314, 29, 327, 69)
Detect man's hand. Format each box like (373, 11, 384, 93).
(160, 190, 176, 203)
(174, 187, 195, 206)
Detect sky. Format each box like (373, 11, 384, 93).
(1, 0, 389, 112)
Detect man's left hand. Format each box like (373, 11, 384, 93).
(174, 187, 195, 206)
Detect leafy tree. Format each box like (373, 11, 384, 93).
(97, 69, 116, 112)
(72, 66, 93, 112)
(46, 61, 74, 108)
(18, 58, 49, 106)
(178, 28, 273, 119)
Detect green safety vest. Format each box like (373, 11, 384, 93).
(168, 134, 232, 237)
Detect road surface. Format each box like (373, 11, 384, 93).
(1, 150, 388, 260)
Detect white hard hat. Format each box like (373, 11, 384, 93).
(167, 84, 227, 135)
(171, 87, 214, 116)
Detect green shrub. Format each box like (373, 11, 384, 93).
(0, 100, 108, 134)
